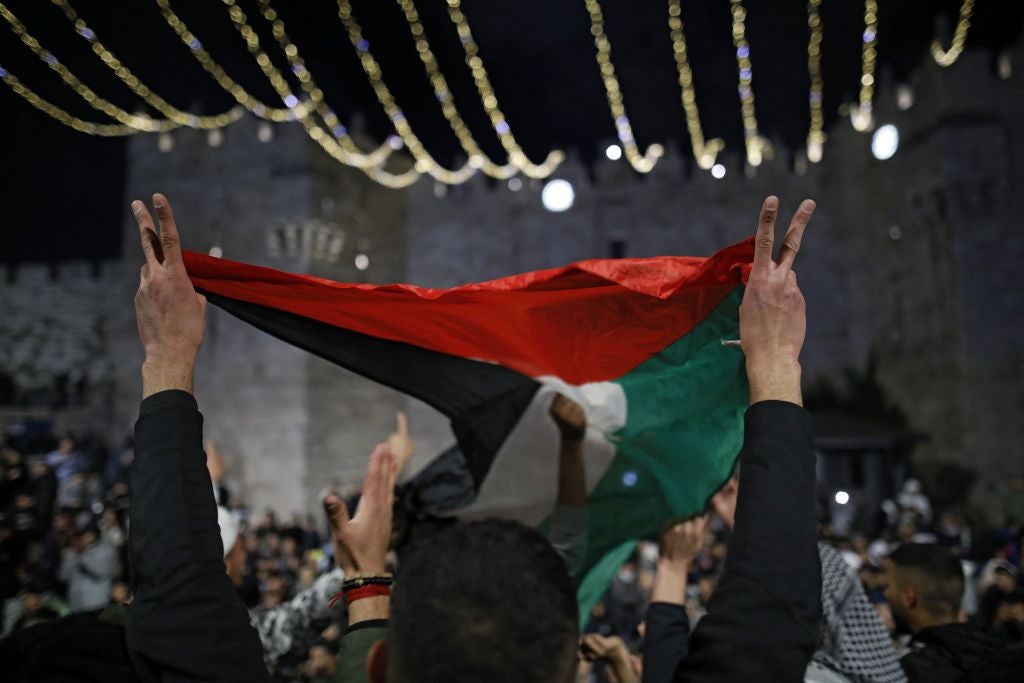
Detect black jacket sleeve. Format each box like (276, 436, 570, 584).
(676, 400, 822, 682)
(126, 390, 270, 683)
(642, 602, 690, 683)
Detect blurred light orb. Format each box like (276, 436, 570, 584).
(835, 490, 850, 505)
(605, 144, 622, 161)
(354, 253, 369, 271)
(541, 179, 575, 212)
(208, 246, 223, 258)
(711, 163, 726, 179)
(871, 124, 899, 160)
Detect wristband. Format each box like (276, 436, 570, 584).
(343, 584, 391, 606)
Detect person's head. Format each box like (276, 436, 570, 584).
(884, 543, 964, 634)
(58, 437, 74, 454)
(304, 638, 340, 678)
(380, 519, 578, 683)
(262, 573, 286, 607)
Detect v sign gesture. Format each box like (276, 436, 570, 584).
(132, 194, 207, 399)
(740, 196, 816, 406)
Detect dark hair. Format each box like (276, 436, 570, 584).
(389, 519, 578, 683)
(889, 543, 964, 617)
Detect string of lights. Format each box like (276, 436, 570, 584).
(442, 0, 564, 179)
(806, 0, 825, 163)
(50, 0, 243, 130)
(251, 0, 395, 169)
(667, 0, 724, 170)
(0, 3, 177, 132)
(583, 0, 664, 174)
(333, 0, 477, 185)
(851, 0, 878, 132)
(153, 0, 306, 123)
(219, 0, 404, 178)
(729, 0, 772, 167)
(392, 0, 518, 179)
(931, 0, 973, 67)
(0, 64, 137, 135)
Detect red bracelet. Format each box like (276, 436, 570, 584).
(329, 583, 392, 607)
(344, 584, 391, 606)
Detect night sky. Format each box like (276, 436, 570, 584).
(2, 0, 1020, 264)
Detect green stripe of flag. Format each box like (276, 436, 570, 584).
(576, 287, 748, 624)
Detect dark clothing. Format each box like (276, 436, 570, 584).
(126, 391, 270, 682)
(900, 622, 1008, 683)
(644, 400, 822, 683)
(0, 606, 140, 682)
(642, 603, 690, 683)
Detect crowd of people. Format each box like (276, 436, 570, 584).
(1, 193, 1022, 681)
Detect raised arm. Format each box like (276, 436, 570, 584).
(677, 197, 821, 682)
(125, 194, 269, 682)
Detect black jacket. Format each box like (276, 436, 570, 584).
(901, 622, 1008, 683)
(644, 401, 822, 683)
(126, 391, 270, 682)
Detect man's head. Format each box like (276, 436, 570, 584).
(383, 519, 578, 683)
(884, 543, 964, 634)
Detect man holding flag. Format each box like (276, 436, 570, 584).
(126, 193, 820, 681)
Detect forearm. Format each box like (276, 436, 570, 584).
(126, 390, 269, 682)
(678, 401, 820, 681)
(556, 438, 587, 508)
(651, 560, 689, 606)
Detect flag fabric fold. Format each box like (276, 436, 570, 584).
(183, 238, 754, 620)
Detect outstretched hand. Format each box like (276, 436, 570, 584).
(740, 196, 815, 406)
(659, 515, 707, 570)
(132, 194, 207, 398)
(324, 443, 397, 576)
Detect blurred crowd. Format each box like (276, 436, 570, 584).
(2, 431, 1023, 682)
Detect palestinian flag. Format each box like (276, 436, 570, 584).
(183, 239, 754, 621)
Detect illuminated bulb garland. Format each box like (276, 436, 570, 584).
(220, 0, 410, 185)
(806, 0, 825, 163)
(154, 0, 306, 123)
(667, 0, 724, 170)
(0, 3, 176, 132)
(583, 0, 663, 173)
(251, 0, 395, 169)
(851, 0, 878, 132)
(50, 0, 243, 130)
(334, 0, 477, 184)
(729, 0, 772, 167)
(931, 0, 973, 67)
(0, 64, 137, 135)
(392, 0, 517, 179)
(443, 0, 564, 178)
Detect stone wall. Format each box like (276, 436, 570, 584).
(4, 45, 1020, 516)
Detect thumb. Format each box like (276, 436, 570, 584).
(323, 495, 349, 537)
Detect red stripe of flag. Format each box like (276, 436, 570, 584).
(183, 238, 753, 385)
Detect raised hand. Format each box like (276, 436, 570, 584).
(387, 411, 416, 474)
(132, 194, 207, 398)
(550, 393, 586, 442)
(659, 516, 707, 570)
(740, 196, 815, 406)
(323, 443, 397, 576)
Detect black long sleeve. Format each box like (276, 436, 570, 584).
(642, 602, 690, 683)
(126, 390, 270, 682)
(675, 400, 821, 682)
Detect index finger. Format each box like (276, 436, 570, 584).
(753, 196, 779, 270)
(152, 193, 184, 270)
(132, 200, 162, 268)
(395, 411, 408, 439)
